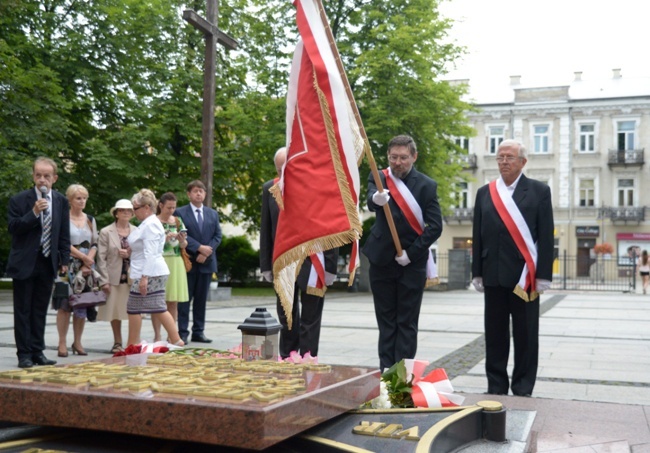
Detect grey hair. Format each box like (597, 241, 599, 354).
(274, 147, 287, 175)
(498, 139, 527, 159)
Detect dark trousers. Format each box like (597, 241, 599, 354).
(178, 271, 211, 337)
(276, 285, 324, 358)
(369, 260, 426, 371)
(13, 253, 55, 359)
(484, 286, 540, 396)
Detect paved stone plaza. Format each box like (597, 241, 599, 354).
(1, 288, 649, 451)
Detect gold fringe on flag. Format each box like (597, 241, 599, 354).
(513, 285, 538, 302)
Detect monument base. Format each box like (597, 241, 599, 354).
(0, 402, 528, 453)
(0, 356, 379, 450)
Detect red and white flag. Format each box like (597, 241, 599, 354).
(272, 0, 365, 328)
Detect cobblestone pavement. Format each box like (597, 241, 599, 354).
(2, 287, 650, 450)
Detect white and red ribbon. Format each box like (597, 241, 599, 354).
(404, 359, 465, 408)
(307, 252, 326, 293)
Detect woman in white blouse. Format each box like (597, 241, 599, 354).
(126, 189, 184, 347)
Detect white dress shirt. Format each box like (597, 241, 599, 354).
(127, 214, 169, 279)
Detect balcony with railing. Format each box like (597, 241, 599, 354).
(598, 206, 646, 223)
(447, 153, 477, 170)
(443, 207, 473, 223)
(607, 149, 644, 167)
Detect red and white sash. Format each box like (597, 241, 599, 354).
(488, 178, 538, 301)
(306, 252, 326, 296)
(382, 168, 438, 287)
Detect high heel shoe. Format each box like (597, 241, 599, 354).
(57, 347, 68, 358)
(71, 343, 88, 356)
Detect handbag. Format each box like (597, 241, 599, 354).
(68, 273, 106, 309)
(180, 248, 192, 272)
(51, 279, 70, 310)
(176, 217, 192, 272)
(69, 289, 107, 309)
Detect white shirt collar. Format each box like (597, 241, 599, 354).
(500, 173, 524, 195)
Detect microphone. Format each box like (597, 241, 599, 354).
(39, 186, 49, 216)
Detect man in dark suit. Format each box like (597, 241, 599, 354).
(362, 135, 442, 372)
(472, 139, 554, 397)
(7, 157, 71, 368)
(175, 180, 222, 344)
(260, 148, 338, 358)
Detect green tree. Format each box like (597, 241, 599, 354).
(0, 0, 472, 274)
(217, 235, 260, 283)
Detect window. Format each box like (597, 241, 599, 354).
(533, 125, 549, 153)
(452, 237, 472, 249)
(618, 179, 634, 207)
(579, 179, 595, 207)
(617, 121, 635, 150)
(455, 137, 469, 151)
(453, 182, 469, 208)
(488, 126, 504, 154)
(579, 124, 595, 152)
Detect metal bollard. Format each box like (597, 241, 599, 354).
(477, 400, 507, 442)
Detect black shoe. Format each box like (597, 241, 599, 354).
(180, 334, 189, 344)
(18, 358, 34, 369)
(191, 333, 212, 343)
(513, 393, 532, 397)
(484, 391, 506, 395)
(32, 354, 57, 366)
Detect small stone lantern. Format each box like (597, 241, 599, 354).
(237, 307, 282, 361)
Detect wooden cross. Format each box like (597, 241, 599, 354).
(183, 0, 238, 207)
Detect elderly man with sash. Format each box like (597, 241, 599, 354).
(363, 135, 442, 372)
(472, 139, 554, 397)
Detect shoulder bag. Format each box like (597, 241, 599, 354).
(176, 217, 192, 272)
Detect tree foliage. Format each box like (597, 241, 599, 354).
(0, 0, 472, 274)
(217, 235, 259, 282)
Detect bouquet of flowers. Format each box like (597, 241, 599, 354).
(369, 359, 465, 409)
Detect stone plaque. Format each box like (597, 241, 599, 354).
(0, 356, 379, 450)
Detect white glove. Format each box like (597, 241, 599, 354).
(395, 251, 410, 266)
(325, 272, 336, 286)
(472, 277, 484, 293)
(262, 271, 273, 283)
(536, 279, 551, 293)
(372, 190, 390, 206)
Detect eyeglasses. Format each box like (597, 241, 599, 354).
(388, 154, 412, 163)
(495, 155, 520, 163)
(133, 205, 144, 211)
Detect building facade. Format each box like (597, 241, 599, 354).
(441, 69, 650, 279)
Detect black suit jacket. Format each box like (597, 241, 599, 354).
(7, 187, 70, 279)
(362, 168, 442, 268)
(175, 204, 222, 274)
(471, 174, 554, 288)
(259, 179, 338, 291)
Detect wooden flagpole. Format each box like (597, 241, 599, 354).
(315, 0, 404, 256)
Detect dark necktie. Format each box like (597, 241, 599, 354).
(196, 208, 204, 231)
(42, 195, 52, 257)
